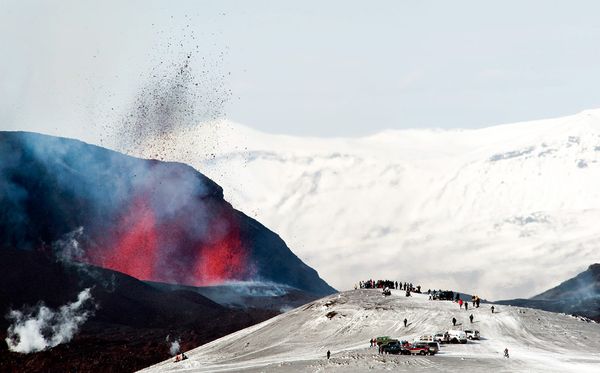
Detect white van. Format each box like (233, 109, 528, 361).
(447, 330, 467, 344)
(464, 330, 480, 340)
(415, 334, 435, 342)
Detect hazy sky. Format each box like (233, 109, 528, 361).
(2, 0, 600, 139)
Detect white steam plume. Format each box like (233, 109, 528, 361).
(5, 288, 94, 353)
(170, 339, 181, 356)
(166, 335, 181, 356)
(52, 226, 85, 262)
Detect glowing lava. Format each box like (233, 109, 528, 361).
(86, 194, 249, 286)
(193, 226, 246, 285)
(97, 196, 158, 280)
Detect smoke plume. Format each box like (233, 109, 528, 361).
(5, 288, 95, 353)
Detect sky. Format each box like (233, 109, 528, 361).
(2, 0, 600, 139)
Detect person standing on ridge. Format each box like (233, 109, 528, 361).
(465, 302, 468, 311)
(491, 305, 495, 314)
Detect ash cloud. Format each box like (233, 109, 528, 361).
(5, 288, 95, 353)
(104, 40, 232, 163)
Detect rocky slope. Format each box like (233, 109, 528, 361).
(0, 249, 280, 372)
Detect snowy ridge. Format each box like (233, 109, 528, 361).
(128, 109, 600, 299)
(141, 290, 600, 372)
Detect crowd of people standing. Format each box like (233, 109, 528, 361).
(358, 279, 422, 293)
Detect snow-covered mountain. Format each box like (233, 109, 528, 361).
(128, 109, 600, 300)
(142, 289, 600, 372)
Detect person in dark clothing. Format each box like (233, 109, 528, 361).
(327, 350, 331, 359)
(404, 318, 408, 327)
(465, 302, 468, 311)
(476, 298, 480, 308)
(452, 317, 457, 326)
(491, 305, 495, 314)
(469, 314, 474, 323)
(504, 348, 509, 358)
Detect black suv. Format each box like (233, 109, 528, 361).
(382, 340, 410, 355)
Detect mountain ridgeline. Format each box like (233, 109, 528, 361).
(497, 264, 600, 321)
(0, 131, 334, 296)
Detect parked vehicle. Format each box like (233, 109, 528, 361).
(447, 330, 467, 344)
(415, 334, 435, 342)
(464, 330, 480, 340)
(407, 344, 432, 355)
(432, 290, 455, 301)
(382, 340, 412, 355)
(376, 336, 392, 346)
(413, 341, 440, 355)
(382, 340, 402, 354)
(433, 332, 445, 343)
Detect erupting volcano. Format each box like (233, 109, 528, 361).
(0, 131, 334, 296)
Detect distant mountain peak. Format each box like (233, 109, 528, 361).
(587, 263, 600, 276)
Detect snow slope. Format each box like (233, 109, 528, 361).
(141, 289, 600, 372)
(128, 109, 600, 300)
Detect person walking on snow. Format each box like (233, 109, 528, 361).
(469, 314, 474, 323)
(452, 317, 457, 326)
(327, 350, 331, 359)
(459, 299, 463, 308)
(491, 305, 495, 314)
(404, 318, 408, 327)
(504, 348, 509, 358)
(465, 302, 468, 311)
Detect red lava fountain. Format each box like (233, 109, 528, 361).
(98, 197, 159, 280)
(193, 228, 246, 285)
(86, 194, 249, 286)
